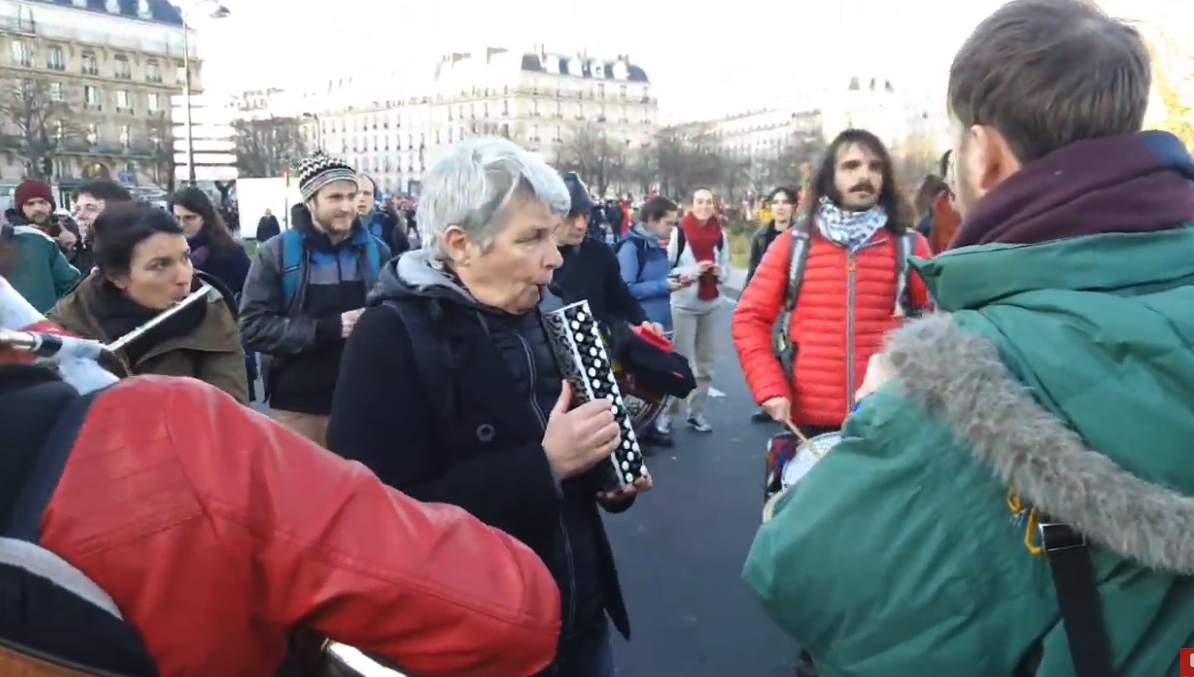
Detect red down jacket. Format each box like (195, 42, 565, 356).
(36, 376, 561, 677)
(732, 228, 931, 429)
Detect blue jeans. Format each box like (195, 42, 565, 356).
(541, 619, 614, 677)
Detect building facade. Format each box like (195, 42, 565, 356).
(245, 47, 658, 195)
(681, 107, 823, 160)
(0, 0, 195, 194)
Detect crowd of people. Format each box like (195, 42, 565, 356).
(1, 0, 1193, 674)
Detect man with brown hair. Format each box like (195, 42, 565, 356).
(743, 1, 1194, 676)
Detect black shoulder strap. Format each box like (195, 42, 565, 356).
(632, 238, 650, 280)
(379, 299, 455, 424)
(1039, 521, 1114, 677)
(5, 388, 105, 542)
(781, 219, 812, 312)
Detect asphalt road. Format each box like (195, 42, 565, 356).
(605, 298, 797, 677)
(251, 294, 797, 677)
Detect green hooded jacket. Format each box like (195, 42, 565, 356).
(1, 219, 81, 314)
(743, 228, 1194, 676)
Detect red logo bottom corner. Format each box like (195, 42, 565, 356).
(1180, 648, 1194, 676)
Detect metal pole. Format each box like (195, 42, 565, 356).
(183, 20, 195, 184)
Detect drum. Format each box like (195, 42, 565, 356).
(762, 431, 842, 523)
(320, 641, 407, 677)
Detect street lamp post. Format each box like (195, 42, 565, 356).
(181, 0, 230, 185)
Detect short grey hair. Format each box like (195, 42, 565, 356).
(417, 137, 571, 261)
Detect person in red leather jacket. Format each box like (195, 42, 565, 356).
(732, 129, 932, 443)
(0, 277, 561, 677)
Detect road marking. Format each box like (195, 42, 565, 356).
(709, 387, 726, 398)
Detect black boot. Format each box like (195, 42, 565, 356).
(640, 428, 674, 449)
(751, 409, 771, 423)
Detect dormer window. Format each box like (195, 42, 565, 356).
(105, 0, 120, 13)
(72, 0, 86, 6)
(137, 0, 152, 18)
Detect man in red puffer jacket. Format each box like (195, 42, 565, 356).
(732, 129, 932, 443)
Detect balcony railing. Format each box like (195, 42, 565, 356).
(0, 16, 192, 58)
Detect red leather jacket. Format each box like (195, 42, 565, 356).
(38, 376, 561, 677)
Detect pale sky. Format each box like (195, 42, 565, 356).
(196, 0, 1188, 123)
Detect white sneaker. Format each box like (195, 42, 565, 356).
(655, 412, 672, 435)
(686, 413, 713, 433)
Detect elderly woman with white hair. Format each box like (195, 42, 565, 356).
(327, 137, 647, 677)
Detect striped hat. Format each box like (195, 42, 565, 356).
(296, 152, 358, 201)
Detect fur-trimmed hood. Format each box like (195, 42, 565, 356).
(885, 314, 1194, 575)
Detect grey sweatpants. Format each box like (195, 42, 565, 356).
(667, 304, 723, 417)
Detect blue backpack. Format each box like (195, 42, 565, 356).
(278, 229, 383, 310)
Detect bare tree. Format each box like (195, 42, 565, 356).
(232, 116, 308, 178)
(553, 123, 626, 196)
(142, 113, 176, 191)
(761, 134, 827, 189)
(648, 127, 724, 198)
(0, 76, 83, 180)
(894, 130, 943, 187)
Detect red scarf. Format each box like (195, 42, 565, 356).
(680, 213, 722, 300)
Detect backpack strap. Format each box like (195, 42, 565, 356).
(613, 238, 649, 281)
(893, 231, 917, 317)
(632, 238, 650, 280)
(5, 388, 104, 542)
(781, 219, 812, 312)
(378, 298, 455, 427)
(1038, 520, 1114, 677)
(279, 229, 305, 312)
(362, 234, 383, 285)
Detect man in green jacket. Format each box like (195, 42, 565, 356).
(743, 2, 1194, 676)
(2, 181, 80, 314)
(0, 222, 80, 314)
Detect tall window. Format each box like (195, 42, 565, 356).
(9, 40, 32, 67)
(146, 60, 162, 83)
(81, 52, 98, 76)
(46, 45, 65, 71)
(114, 55, 132, 80)
(115, 89, 132, 112)
(84, 85, 102, 109)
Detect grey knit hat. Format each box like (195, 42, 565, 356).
(296, 152, 358, 201)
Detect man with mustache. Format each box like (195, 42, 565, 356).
(732, 129, 932, 443)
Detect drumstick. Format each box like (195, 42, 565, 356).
(783, 418, 811, 445)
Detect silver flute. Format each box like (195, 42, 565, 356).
(0, 283, 216, 358)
